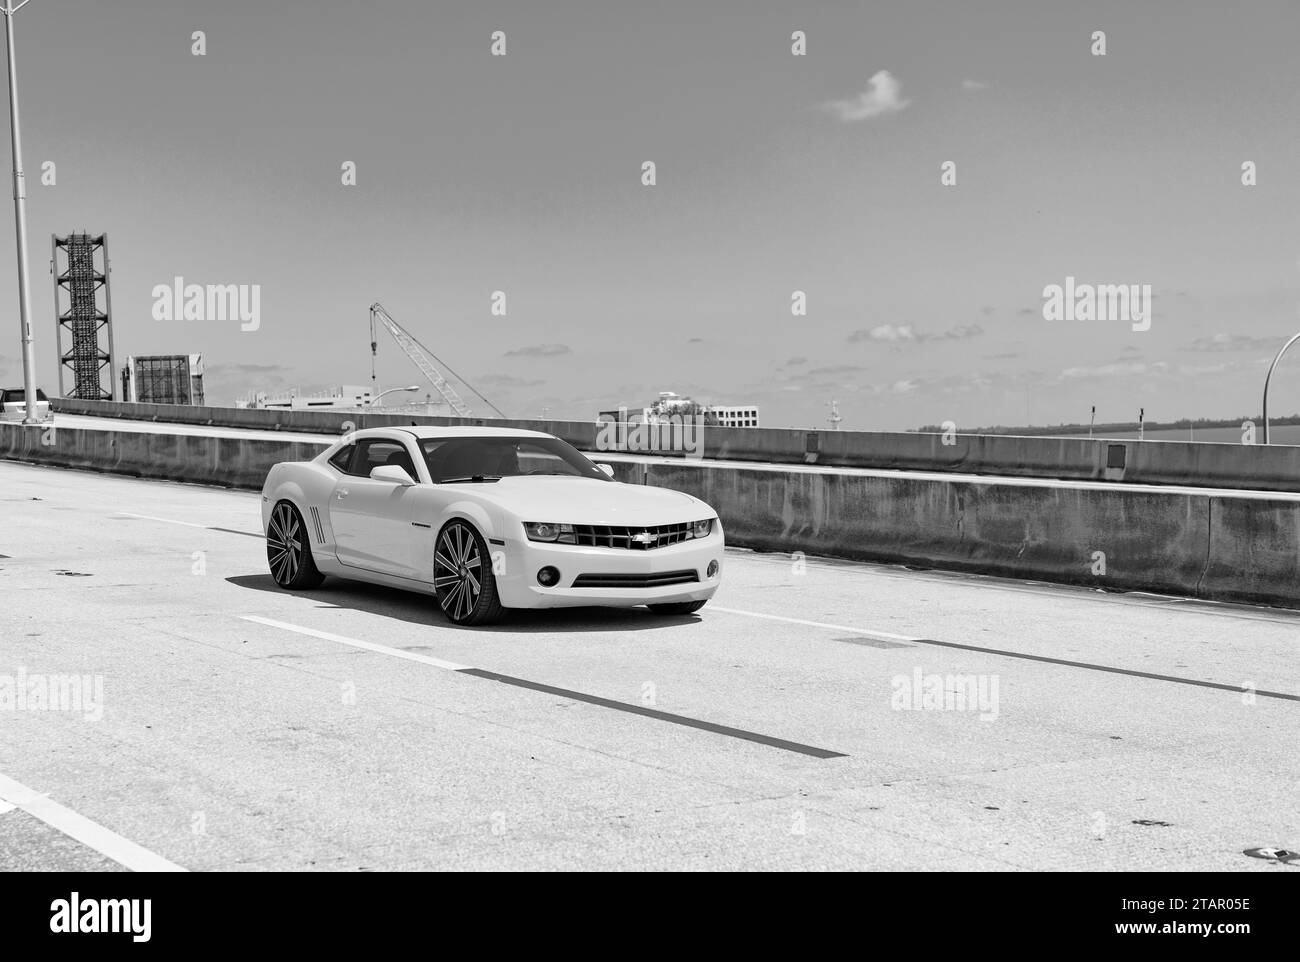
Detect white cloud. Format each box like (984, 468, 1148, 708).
(864, 323, 915, 341)
(824, 70, 911, 122)
(934, 323, 983, 341)
(1186, 332, 1281, 353)
(961, 79, 989, 91)
(1176, 361, 1232, 376)
(1060, 360, 1169, 380)
(847, 322, 982, 344)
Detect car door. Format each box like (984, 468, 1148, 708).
(329, 436, 422, 578)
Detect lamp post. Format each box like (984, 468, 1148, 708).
(369, 385, 419, 407)
(826, 398, 842, 430)
(3, 0, 36, 424)
(1262, 332, 1300, 444)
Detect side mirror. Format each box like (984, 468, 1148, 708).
(370, 464, 417, 486)
(597, 463, 615, 477)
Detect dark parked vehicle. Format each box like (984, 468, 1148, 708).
(0, 387, 53, 423)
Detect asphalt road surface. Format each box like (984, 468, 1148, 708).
(1, 461, 1297, 871)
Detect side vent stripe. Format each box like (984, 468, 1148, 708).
(308, 506, 326, 544)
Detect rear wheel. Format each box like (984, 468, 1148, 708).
(647, 600, 707, 616)
(267, 501, 325, 589)
(433, 520, 503, 625)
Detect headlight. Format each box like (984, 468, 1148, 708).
(524, 522, 576, 544)
(691, 519, 713, 539)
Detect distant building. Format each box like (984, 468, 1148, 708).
(122, 355, 204, 405)
(708, 405, 760, 428)
(599, 391, 759, 428)
(235, 384, 453, 417)
(379, 399, 454, 417)
(236, 385, 374, 410)
(647, 391, 699, 420)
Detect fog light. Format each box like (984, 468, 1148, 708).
(537, 566, 560, 587)
(707, 560, 719, 578)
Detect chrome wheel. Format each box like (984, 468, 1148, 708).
(267, 502, 303, 586)
(434, 521, 482, 622)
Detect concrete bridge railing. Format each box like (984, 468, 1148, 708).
(48, 397, 1300, 494)
(4, 421, 1297, 611)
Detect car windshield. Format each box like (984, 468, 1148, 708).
(419, 436, 609, 483)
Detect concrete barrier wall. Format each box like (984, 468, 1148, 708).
(50, 397, 602, 449)
(1199, 496, 1300, 605)
(49, 397, 1300, 493)
(4, 422, 1297, 610)
(645, 461, 1231, 602)
(0, 423, 328, 490)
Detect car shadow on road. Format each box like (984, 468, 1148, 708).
(225, 574, 702, 633)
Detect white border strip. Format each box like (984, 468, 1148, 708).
(117, 512, 212, 529)
(0, 772, 187, 872)
(709, 605, 918, 642)
(242, 615, 473, 671)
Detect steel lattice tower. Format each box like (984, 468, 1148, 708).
(51, 232, 115, 400)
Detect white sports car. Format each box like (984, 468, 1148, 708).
(260, 426, 723, 625)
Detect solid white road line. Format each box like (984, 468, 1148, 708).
(117, 512, 213, 529)
(710, 605, 918, 642)
(241, 615, 473, 671)
(0, 772, 187, 872)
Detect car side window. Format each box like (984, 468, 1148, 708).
(350, 439, 416, 479)
(328, 444, 355, 474)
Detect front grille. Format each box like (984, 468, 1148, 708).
(572, 522, 694, 550)
(571, 570, 699, 589)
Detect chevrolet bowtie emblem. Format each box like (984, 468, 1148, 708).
(632, 531, 658, 544)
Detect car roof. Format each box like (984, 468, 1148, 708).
(349, 425, 555, 441)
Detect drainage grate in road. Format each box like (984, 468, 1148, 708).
(52, 570, 92, 577)
(1132, 819, 1173, 827)
(1244, 847, 1299, 864)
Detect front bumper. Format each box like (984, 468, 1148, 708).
(493, 527, 724, 609)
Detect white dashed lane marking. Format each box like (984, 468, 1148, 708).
(242, 615, 847, 758)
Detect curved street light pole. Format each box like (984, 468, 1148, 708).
(368, 385, 419, 407)
(1262, 332, 1300, 444)
(3, 0, 37, 424)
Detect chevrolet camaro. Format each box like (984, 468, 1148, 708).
(260, 426, 723, 625)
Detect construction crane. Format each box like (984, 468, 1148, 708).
(368, 302, 505, 418)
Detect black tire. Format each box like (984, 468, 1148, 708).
(647, 600, 707, 616)
(433, 520, 504, 626)
(267, 500, 325, 590)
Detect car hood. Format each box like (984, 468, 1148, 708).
(464, 477, 714, 526)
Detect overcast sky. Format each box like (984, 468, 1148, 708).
(0, 0, 1297, 430)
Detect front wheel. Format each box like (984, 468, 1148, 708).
(433, 520, 504, 625)
(267, 501, 325, 589)
(647, 600, 706, 616)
